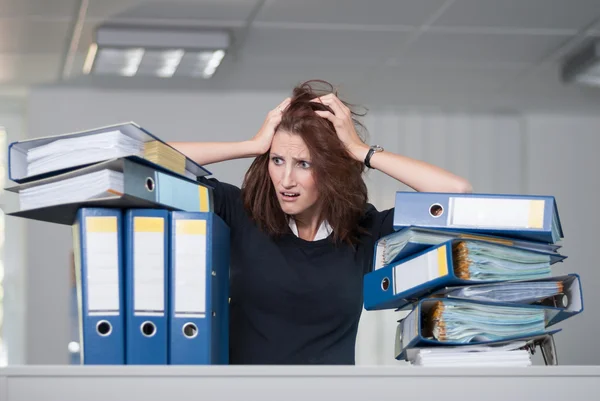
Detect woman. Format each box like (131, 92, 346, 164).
(170, 80, 472, 365)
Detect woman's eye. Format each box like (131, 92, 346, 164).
(271, 157, 283, 165)
(299, 161, 311, 169)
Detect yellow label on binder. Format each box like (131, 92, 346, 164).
(134, 217, 164, 233)
(437, 245, 449, 277)
(86, 216, 117, 233)
(176, 220, 206, 235)
(528, 200, 545, 229)
(199, 186, 209, 212)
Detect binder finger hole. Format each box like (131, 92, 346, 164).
(96, 320, 112, 337)
(182, 323, 198, 339)
(429, 203, 443, 218)
(381, 277, 390, 291)
(141, 321, 156, 337)
(145, 177, 155, 192)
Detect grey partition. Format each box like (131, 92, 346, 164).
(1, 366, 600, 401)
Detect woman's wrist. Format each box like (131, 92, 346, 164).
(245, 139, 269, 157)
(348, 143, 371, 164)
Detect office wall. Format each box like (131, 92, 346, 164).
(524, 115, 600, 365)
(0, 111, 27, 366)
(18, 86, 599, 365)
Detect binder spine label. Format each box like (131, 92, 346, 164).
(133, 217, 165, 316)
(393, 246, 447, 295)
(448, 197, 545, 229)
(174, 219, 207, 318)
(85, 216, 120, 314)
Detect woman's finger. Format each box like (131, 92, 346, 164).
(275, 97, 291, 113)
(326, 94, 351, 117)
(311, 95, 347, 117)
(314, 110, 342, 127)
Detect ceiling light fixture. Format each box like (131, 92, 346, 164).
(561, 39, 600, 88)
(83, 25, 230, 79)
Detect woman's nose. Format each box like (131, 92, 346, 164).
(281, 168, 296, 188)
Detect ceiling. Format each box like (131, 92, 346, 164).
(1, 0, 600, 112)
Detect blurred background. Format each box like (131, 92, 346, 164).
(0, 0, 599, 367)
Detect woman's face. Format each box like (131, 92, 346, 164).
(268, 130, 320, 220)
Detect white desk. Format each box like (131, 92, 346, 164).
(1, 365, 599, 401)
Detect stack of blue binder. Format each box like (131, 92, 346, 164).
(363, 191, 584, 365)
(5, 122, 231, 365)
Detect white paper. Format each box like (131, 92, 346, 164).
(133, 231, 165, 315)
(413, 350, 532, 367)
(448, 197, 544, 228)
(411, 341, 532, 367)
(393, 247, 444, 295)
(18, 169, 124, 211)
(86, 231, 120, 313)
(374, 241, 386, 270)
(174, 230, 207, 316)
(26, 130, 144, 177)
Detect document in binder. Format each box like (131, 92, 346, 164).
(397, 328, 558, 365)
(406, 343, 534, 367)
(431, 273, 583, 326)
(124, 209, 169, 365)
(363, 238, 561, 311)
(6, 156, 213, 225)
(373, 225, 564, 271)
(394, 297, 562, 360)
(72, 208, 125, 364)
(392, 192, 563, 244)
(168, 211, 230, 365)
(7, 121, 211, 183)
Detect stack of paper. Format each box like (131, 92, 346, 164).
(411, 341, 532, 367)
(26, 130, 144, 177)
(144, 141, 186, 176)
(428, 299, 547, 344)
(452, 240, 553, 281)
(18, 169, 124, 211)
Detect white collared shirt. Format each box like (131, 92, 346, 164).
(288, 218, 332, 241)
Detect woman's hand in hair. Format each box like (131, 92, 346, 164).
(311, 94, 369, 161)
(251, 97, 291, 154)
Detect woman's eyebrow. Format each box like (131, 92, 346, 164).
(270, 153, 311, 162)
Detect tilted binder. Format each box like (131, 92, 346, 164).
(5, 156, 213, 225)
(8, 121, 211, 183)
(364, 238, 564, 311)
(392, 191, 564, 244)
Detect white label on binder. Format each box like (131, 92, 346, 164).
(393, 248, 444, 295)
(174, 220, 207, 316)
(133, 219, 165, 315)
(86, 225, 120, 313)
(448, 197, 545, 229)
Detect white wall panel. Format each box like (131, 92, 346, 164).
(524, 115, 600, 365)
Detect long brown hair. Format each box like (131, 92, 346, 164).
(241, 80, 369, 245)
